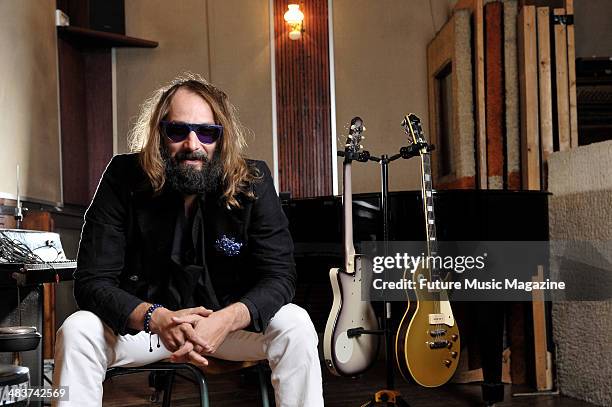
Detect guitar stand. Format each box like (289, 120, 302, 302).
(359, 152, 410, 407)
(337, 141, 434, 406)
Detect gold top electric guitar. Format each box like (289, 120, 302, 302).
(323, 117, 380, 377)
(394, 113, 460, 387)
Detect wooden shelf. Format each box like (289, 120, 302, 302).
(57, 26, 158, 48)
(57, 25, 157, 205)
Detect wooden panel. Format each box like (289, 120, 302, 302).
(274, 0, 331, 198)
(0, 198, 17, 229)
(532, 266, 552, 390)
(504, 0, 521, 190)
(565, 0, 578, 148)
(554, 8, 571, 151)
(85, 50, 114, 199)
(455, 0, 487, 189)
(427, 10, 475, 190)
(518, 6, 541, 190)
(57, 26, 158, 48)
(427, 20, 453, 187)
(451, 348, 512, 384)
(537, 7, 553, 191)
(58, 41, 115, 205)
(508, 302, 528, 384)
(474, 0, 487, 190)
(485, 2, 504, 189)
(58, 38, 89, 205)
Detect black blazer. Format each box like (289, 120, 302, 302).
(74, 153, 296, 335)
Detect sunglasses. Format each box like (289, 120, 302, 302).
(160, 121, 223, 144)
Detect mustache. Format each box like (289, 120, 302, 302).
(174, 150, 208, 162)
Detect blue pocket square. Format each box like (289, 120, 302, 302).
(214, 235, 243, 257)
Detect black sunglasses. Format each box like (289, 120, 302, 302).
(160, 121, 223, 144)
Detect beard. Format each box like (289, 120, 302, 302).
(162, 146, 223, 195)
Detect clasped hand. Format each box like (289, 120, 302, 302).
(150, 306, 232, 367)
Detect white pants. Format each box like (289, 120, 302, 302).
(52, 304, 323, 407)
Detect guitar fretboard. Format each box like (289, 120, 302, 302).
(343, 162, 355, 271)
(421, 153, 438, 270)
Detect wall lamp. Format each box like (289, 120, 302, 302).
(284, 4, 304, 40)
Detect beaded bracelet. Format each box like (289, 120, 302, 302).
(144, 303, 163, 352)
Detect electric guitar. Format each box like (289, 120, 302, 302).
(394, 113, 460, 387)
(323, 117, 380, 377)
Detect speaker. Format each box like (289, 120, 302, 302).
(89, 0, 125, 35)
(60, 0, 125, 35)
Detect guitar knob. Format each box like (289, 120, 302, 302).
(451, 351, 458, 358)
(443, 359, 452, 367)
(451, 334, 458, 341)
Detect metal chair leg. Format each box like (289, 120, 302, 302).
(182, 363, 209, 407)
(256, 364, 270, 407)
(105, 363, 209, 407)
(162, 370, 175, 407)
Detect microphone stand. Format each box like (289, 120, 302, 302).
(14, 164, 25, 229)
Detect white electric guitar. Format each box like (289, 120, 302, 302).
(323, 117, 380, 377)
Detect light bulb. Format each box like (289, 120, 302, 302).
(284, 4, 304, 24)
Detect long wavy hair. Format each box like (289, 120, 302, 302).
(128, 73, 258, 208)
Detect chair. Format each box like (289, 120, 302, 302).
(105, 359, 271, 407)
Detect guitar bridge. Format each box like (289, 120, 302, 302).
(428, 340, 450, 349)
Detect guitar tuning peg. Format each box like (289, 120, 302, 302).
(361, 135, 366, 139)
(362, 126, 366, 131)
(348, 134, 353, 139)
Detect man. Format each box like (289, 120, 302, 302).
(52, 74, 323, 406)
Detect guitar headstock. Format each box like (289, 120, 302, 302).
(345, 116, 366, 155)
(401, 113, 427, 146)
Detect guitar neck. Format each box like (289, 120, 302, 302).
(420, 153, 437, 258)
(343, 161, 356, 271)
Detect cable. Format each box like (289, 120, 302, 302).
(0, 231, 64, 329)
(0, 230, 58, 271)
(32, 244, 61, 262)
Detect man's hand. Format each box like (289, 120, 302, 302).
(167, 339, 209, 366)
(170, 311, 231, 357)
(169, 303, 251, 366)
(148, 306, 213, 352)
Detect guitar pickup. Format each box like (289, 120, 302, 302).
(429, 329, 447, 337)
(428, 340, 450, 349)
(428, 314, 446, 324)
